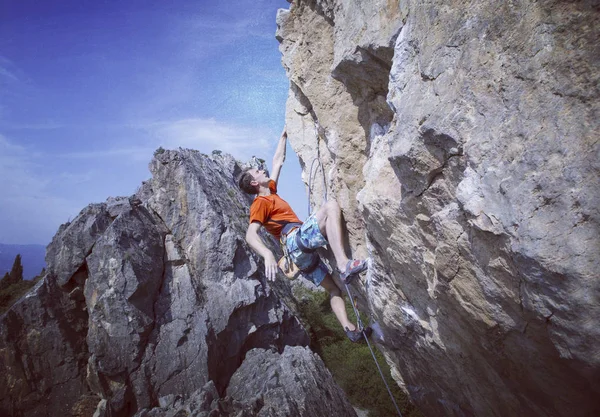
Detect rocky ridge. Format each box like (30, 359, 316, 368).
(277, 0, 599, 416)
(0, 150, 357, 417)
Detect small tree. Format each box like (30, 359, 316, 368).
(0, 272, 10, 291)
(9, 254, 23, 283)
(0, 255, 23, 291)
(0, 255, 38, 314)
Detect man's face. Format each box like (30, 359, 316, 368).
(249, 168, 269, 185)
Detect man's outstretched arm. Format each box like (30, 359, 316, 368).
(246, 222, 278, 281)
(270, 127, 287, 185)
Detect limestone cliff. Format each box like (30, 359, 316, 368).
(277, 0, 599, 416)
(0, 150, 357, 417)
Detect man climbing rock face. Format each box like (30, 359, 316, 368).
(238, 127, 371, 342)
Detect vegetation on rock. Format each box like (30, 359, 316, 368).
(0, 254, 43, 314)
(295, 286, 423, 417)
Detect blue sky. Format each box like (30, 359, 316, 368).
(0, 0, 307, 245)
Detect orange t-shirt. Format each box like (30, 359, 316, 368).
(249, 180, 301, 239)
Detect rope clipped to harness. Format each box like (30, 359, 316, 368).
(276, 221, 320, 279)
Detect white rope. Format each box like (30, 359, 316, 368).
(344, 281, 404, 417)
(307, 119, 328, 216)
(304, 118, 403, 416)
(308, 158, 327, 216)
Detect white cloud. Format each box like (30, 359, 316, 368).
(0, 134, 81, 244)
(0, 66, 18, 82)
(2, 121, 65, 130)
(0, 55, 20, 83)
(172, 10, 273, 50)
(0, 55, 35, 126)
(147, 118, 272, 160)
(54, 147, 154, 161)
(0, 135, 47, 190)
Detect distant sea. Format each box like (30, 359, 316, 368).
(0, 244, 47, 280)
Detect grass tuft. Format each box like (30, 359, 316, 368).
(295, 288, 423, 417)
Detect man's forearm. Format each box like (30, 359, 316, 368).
(270, 128, 287, 184)
(272, 130, 287, 168)
(246, 225, 278, 281)
(246, 229, 274, 260)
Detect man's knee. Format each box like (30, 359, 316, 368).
(316, 201, 334, 223)
(324, 200, 340, 213)
(319, 200, 340, 223)
(316, 200, 341, 236)
(321, 274, 342, 297)
(328, 285, 342, 298)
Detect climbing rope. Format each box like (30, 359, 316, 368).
(344, 281, 403, 417)
(304, 119, 403, 417)
(307, 118, 328, 216)
(307, 157, 327, 216)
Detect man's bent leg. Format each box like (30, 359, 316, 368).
(319, 274, 356, 331)
(315, 200, 350, 271)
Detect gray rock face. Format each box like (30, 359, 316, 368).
(129, 346, 358, 417)
(0, 277, 92, 417)
(278, 1, 599, 416)
(0, 150, 355, 417)
(228, 346, 357, 417)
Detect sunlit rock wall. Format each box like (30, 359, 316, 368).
(277, 0, 599, 416)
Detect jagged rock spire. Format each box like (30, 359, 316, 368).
(0, 149, 357, 417)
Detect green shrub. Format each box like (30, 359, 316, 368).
(0, 254, 43, 314)
(0, 277, 40, 314)
(295, 288, 423, 417)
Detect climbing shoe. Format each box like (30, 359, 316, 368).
(345, 326, 372, 343)
(341, 259, 369, 284)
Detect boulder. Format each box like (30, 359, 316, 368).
(228, 346, 358, 417)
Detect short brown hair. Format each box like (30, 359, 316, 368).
(238, 168, 258, 194)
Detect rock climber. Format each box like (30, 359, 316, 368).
(238, 127, 371, 342)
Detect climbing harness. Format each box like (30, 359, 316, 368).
(274, 220, 321, 279)
(278, 224, 301, 279)
(305, 120, 404, 417)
